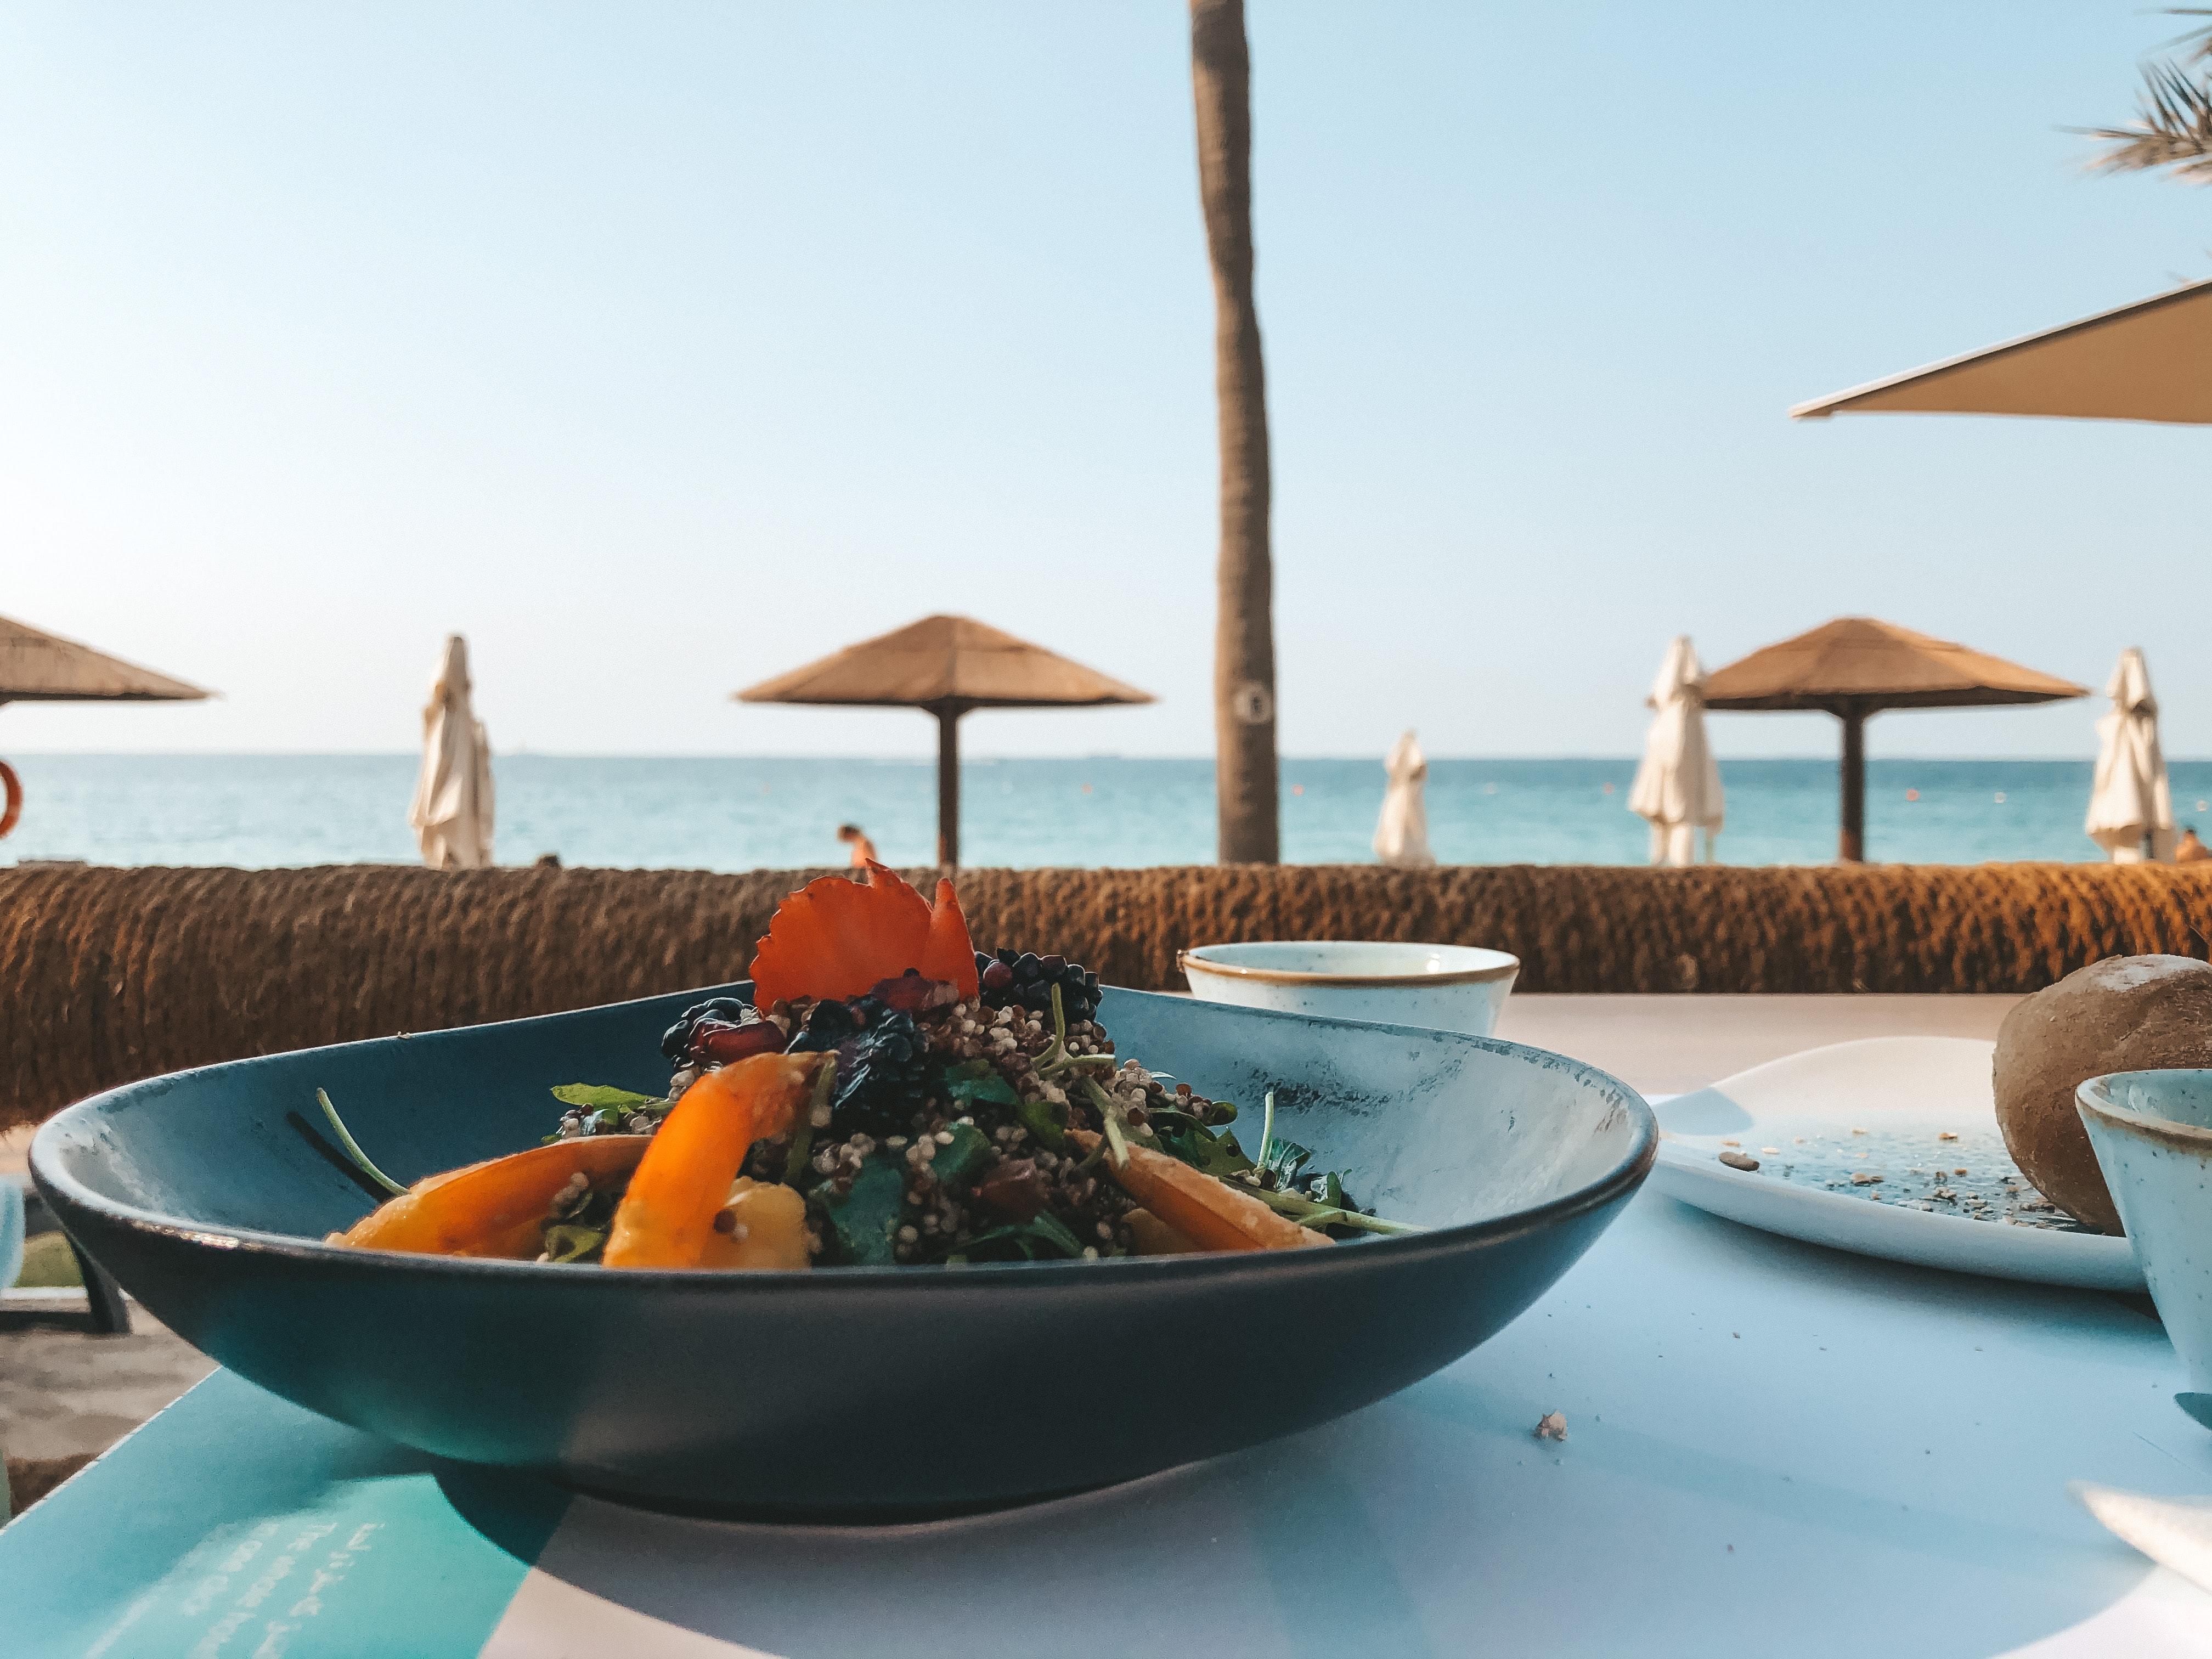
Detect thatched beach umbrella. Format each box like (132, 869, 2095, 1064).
(737, 615, 1153, 869)
(0, 613, 210, 840)
(1703, 618, 2085, 864)
(1790, 278, 2212, 425)
(0, 613, 210, 705)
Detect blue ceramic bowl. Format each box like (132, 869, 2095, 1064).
(0, 1177, 21, 1293)
(32, 985, 1653, 1519)
(2078, 1069, 2212, 1393)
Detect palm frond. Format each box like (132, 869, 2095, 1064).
(2163, 8, 2212, 64)
(2082, 58, 2212, 180)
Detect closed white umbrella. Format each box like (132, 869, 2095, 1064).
(2087, 647, 2174, 864)
(1630, 636, 1724, 866)
(1373, 729, 1435, 868)
(408, 634, 495, 870)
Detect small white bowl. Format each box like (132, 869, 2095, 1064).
(1177, 940, 1520, 1037)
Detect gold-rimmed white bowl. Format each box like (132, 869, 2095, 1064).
(1178, 941, 1520, 1037)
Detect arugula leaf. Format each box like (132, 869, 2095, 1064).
(551, 1084, 664, 1111)
(1141, 1093, 1404, 1233)
(1081, 1077, 1140, 1167)
(940, 1064, 1020, 1108)
(1259, 1135, 1313, 1188)
(1016, 1094, 1069, 1150)
(1248, 1183, 1424, 1237)
(540, 1223, 606, 1263)
(1025, 1210, 1087, 1256)
(1147, 1105, 1257, 1173)
(943, 1211, 1092, 1262)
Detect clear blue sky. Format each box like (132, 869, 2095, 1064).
(2, 2, 2204, 761)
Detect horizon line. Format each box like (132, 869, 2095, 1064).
(0, 750, 2194, 765)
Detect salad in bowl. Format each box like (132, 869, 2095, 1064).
(32, 864, 1651, 1515)
(327, 862, 1408, 1272)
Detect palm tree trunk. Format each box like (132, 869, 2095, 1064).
(1190, 0, 1280, 865)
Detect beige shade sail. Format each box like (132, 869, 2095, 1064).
(737, 614, 1153, 868)
(1703, 618, 2086, 862)
(1791, 278, 2212, 425)
(0, 613, 211, 704)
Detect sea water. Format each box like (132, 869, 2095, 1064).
(3, 754, 2207, 872)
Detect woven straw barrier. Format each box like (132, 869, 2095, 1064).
(5, 861, 2212, 1132)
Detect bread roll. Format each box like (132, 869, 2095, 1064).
(1993, 955, 2212, 1234)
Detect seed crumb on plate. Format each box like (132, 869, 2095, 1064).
(1534, 1411, 1567, 1442)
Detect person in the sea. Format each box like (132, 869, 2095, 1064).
(837, 823, 878, 867)
(2177, 825, 2211, 864)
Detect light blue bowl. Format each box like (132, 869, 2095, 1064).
(2077, 1070, 2212, 1391)
(0, 1178, 20, 1293)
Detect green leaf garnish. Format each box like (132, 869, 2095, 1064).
(1082, 1077, 1148, 1168)
(1025, 1210, 1087, 1256)
(1016, 1092, 1069, 1150)
(317, 1090, 408, 1197)
(551, 1084, 664, 1111)
(1246, 1184, 1424, 1236)
(941, 1064, 1020, 1108)
(952, 1212, 1091, 1262)
(541, 1224, 606, 1263)
(1034, 983, 1119, 1076)
(1137, 1086, 1414, 1237)
(1259, 1135, 1313, 1188)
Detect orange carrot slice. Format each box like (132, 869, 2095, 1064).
(695, 1177, 811, 1270)
(1122, 1206, 1200, 1256)
(1071, 1132, 1328, 1252)
(918, 877, 980, 997)
(337, 1135, 652, 1259)
(602, 1052, 821, 1269)
(748, 861, 977, 1006)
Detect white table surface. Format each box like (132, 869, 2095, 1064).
(4, 1180, 2209, 1657)
(8, 993, 2210, 1656)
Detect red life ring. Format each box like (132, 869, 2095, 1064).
(0, 759, 19, 840)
